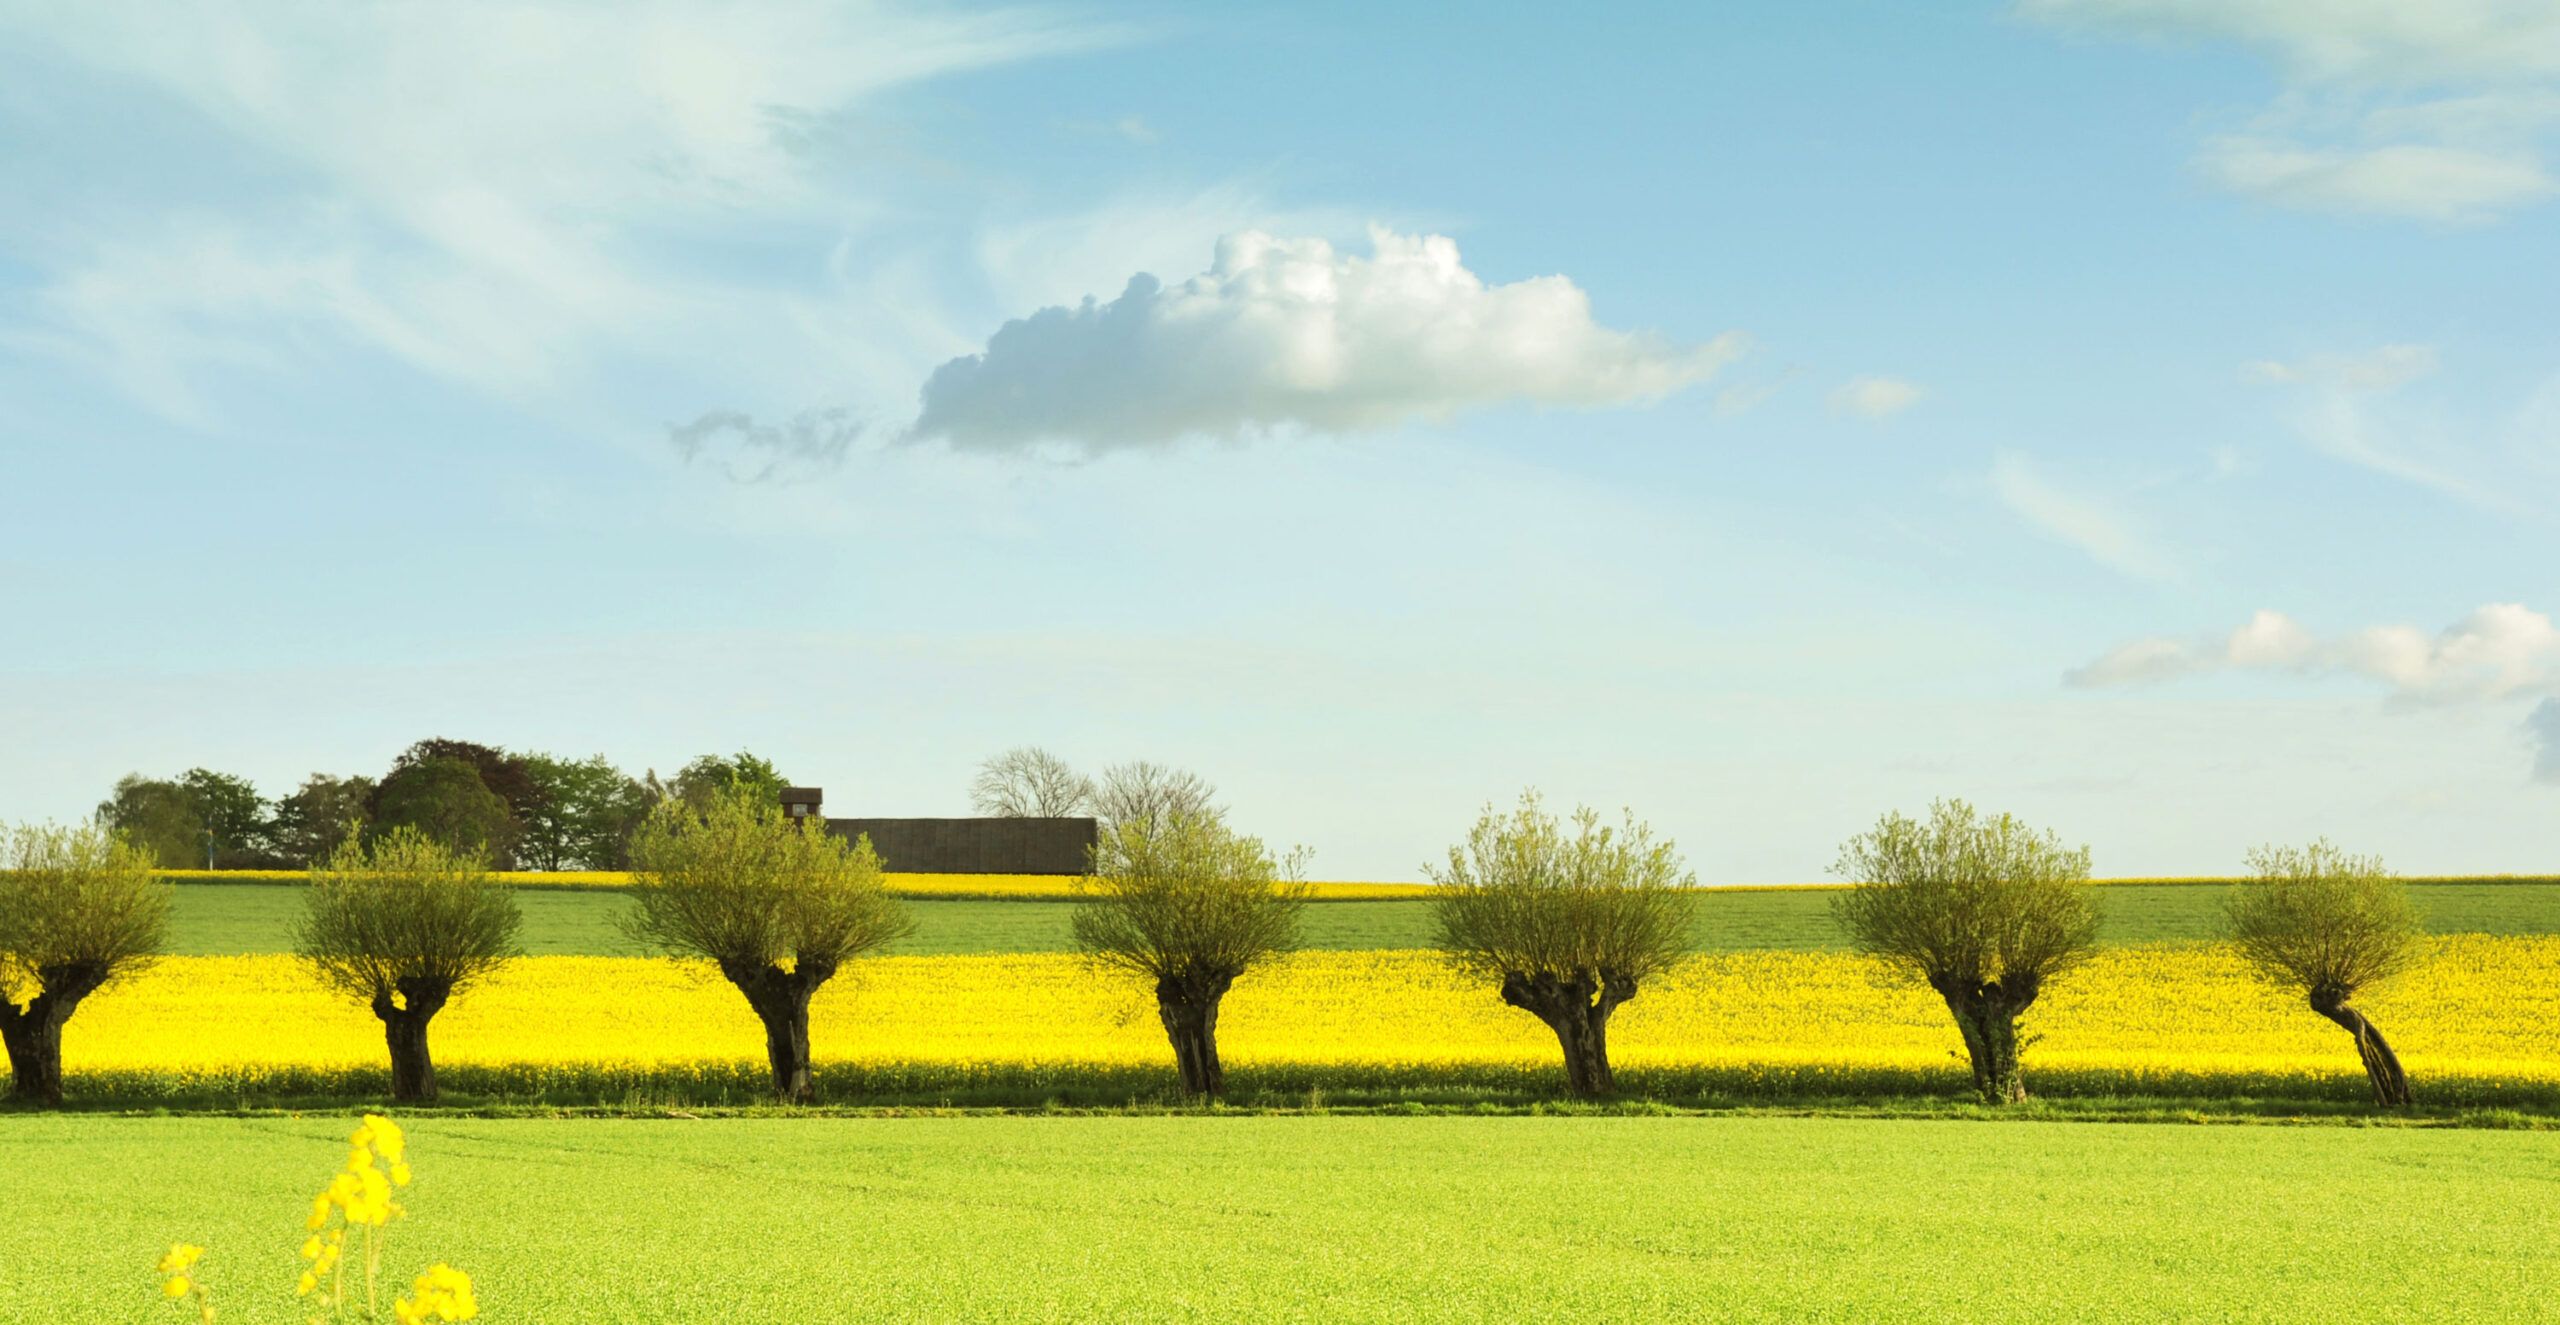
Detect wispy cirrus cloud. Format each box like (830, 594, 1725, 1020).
(0, 1, 1132, 430)
(2022, 0, 2560, 223)
(2240, 343, 2538, 512)
(1988, 452, 2181, 582)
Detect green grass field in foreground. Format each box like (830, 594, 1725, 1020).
(166, 880, 2560, 957)
(3, 1115, 2555, 1323)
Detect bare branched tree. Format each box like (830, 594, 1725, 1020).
(296, 827, 523, 1103)
(1427, 793, 1697, 1098)
(1071, 815, 1306, 1097)
(0, 823, 170, 1107)
(970, 746, 1094, 818)
(2226, 841, 2423, 1108)
(1832, 799, 2098, 1106)
(1091, 761, 1220, 842)
(624, 784, 913, 1101)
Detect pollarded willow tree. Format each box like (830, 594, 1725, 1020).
(1832, 799, 2098, 1106)
(1427, 793, 1698, 1099)
(1072, 814, 1306, 1098)
(296, 827, 523, 1102)
(0, 823, 170, 1107)
(624, 784, 913, 1102)
(2226, 841, 2423, 1109)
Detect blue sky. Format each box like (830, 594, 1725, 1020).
(4, 1, 2558, 879)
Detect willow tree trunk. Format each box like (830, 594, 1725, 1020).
(1157, 972, 1236, 1098)
(371, 978, 453, 1104)
(0, 963, 110, 1108)
(2310, 989, 2411, 1108)
(725, 960, 836, 1103)
(1932, 976, 2040, 1105)
(1500, 970, 1637, 1099)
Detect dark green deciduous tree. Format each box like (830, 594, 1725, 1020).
(370, 757, 520, 865)
(93, 776, 206, 869)
(654, 752, 790, 813)
(177, 768, 269, 867)
(518, 753, 651, 870)
(268, 774, 376, 866)
(373, 738, 544, 828)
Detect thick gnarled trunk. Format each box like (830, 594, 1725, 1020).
(1500, 970, 1637, 1098)
(1933, 976, 2039, 1105)
(1157, 972, 1236, 1098)
(725, 960, 835, 1102)
(371, 978, 453, 1104)
(2311, 989, 2411, 1108)
(1, 963, 110, 1108)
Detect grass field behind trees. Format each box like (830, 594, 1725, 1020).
(156, 879, 2560, 956)
(5, 1115, 2556, 1323)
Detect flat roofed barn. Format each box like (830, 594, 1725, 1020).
(780, 787, 1097, 875)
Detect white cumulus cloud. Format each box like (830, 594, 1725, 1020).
(907, 226, 1741, 452)
(2529, 699, 2560, 783)
(1829, 376, 1924, 420)
(2070, 603, 2560, 704)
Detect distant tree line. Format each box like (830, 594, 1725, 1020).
(92, 742, 793, 871)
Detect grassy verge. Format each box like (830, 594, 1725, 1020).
(6, 1115, 2558, 1322)
(21, 1058, 2560, 1116)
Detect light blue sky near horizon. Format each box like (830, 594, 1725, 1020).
(3, 1, 2557, 880)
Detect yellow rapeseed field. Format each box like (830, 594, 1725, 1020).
(59, 938, 2560, 1100)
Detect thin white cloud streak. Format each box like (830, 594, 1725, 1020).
(2022, 0, 2560, 222)
(909, 226, 1742, 452)
(2070, 603, 2560, 705)
(2241, 343, 2527, 512)
(2198, 138, 2555, 223)
(1988, 452, 2180, 582)
(1829, 375, 1924, 420)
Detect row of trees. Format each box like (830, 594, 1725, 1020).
(90, 740, 1199, 874)
(1, 795, 2426, 1111)
(94, 743, 789, 871)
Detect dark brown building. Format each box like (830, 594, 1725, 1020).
(783, 787, 1095, 875)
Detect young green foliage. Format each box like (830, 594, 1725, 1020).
(1832, 798, 2098, 1104)
(297, 828, 523, 1102)
(1427, 792, 1697, 1098)
(0, 821, 171, 1106)
(624, 783, 912, 1101)
(2226, 840, 2423, 1107)
(1073, 814, 1306, 1097)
